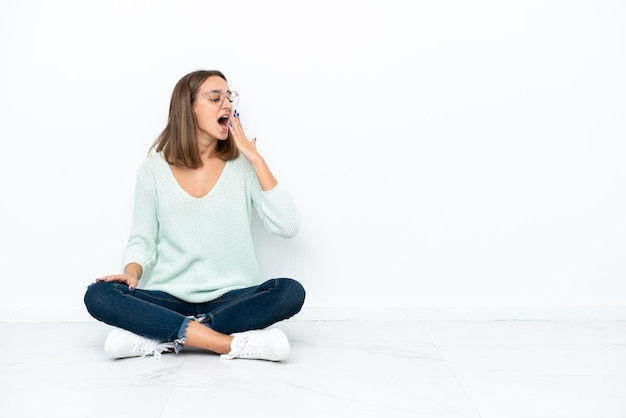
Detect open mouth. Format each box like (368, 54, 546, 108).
(218, 116, 230, 129)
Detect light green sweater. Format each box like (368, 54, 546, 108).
(122, 152, 300, 303)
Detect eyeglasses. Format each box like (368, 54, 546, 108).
(197, 89, 239, 106)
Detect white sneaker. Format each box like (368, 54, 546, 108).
(221, 328, 290, 361)
(104, 327, 175, 359)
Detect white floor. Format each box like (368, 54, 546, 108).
(1, 320, 625, 418)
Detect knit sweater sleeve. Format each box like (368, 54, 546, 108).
(121, 158, 158, 272)
(248, 167, 300, 238)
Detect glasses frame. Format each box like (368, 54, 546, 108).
(196, 89, 239, 106)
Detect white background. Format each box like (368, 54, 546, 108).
(1, 0, 625, 321)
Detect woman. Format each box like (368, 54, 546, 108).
(84, 70, 305, 361)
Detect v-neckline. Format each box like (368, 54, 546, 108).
(164, 156, 230, 200)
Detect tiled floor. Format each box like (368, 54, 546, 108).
(1, 320, 625, 418)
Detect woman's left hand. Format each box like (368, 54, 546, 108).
(229, 109, 278, 191)
(229, 110, 260, 163)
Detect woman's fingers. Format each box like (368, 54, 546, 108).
(95, 274, 138, 291)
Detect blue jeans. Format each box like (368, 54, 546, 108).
(84, 278, 305, 349)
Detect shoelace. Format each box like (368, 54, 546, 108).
(134, 340, 174, 359)
(221, 335, 262, 360)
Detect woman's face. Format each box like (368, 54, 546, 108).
(192, 75, 233, 142)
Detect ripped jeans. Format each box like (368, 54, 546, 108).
(83, 278, 306, 351)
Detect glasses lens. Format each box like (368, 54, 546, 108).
(229, 91, 239, 106)
(204, 91, 238, 106)
(207, 91, 222, 103)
